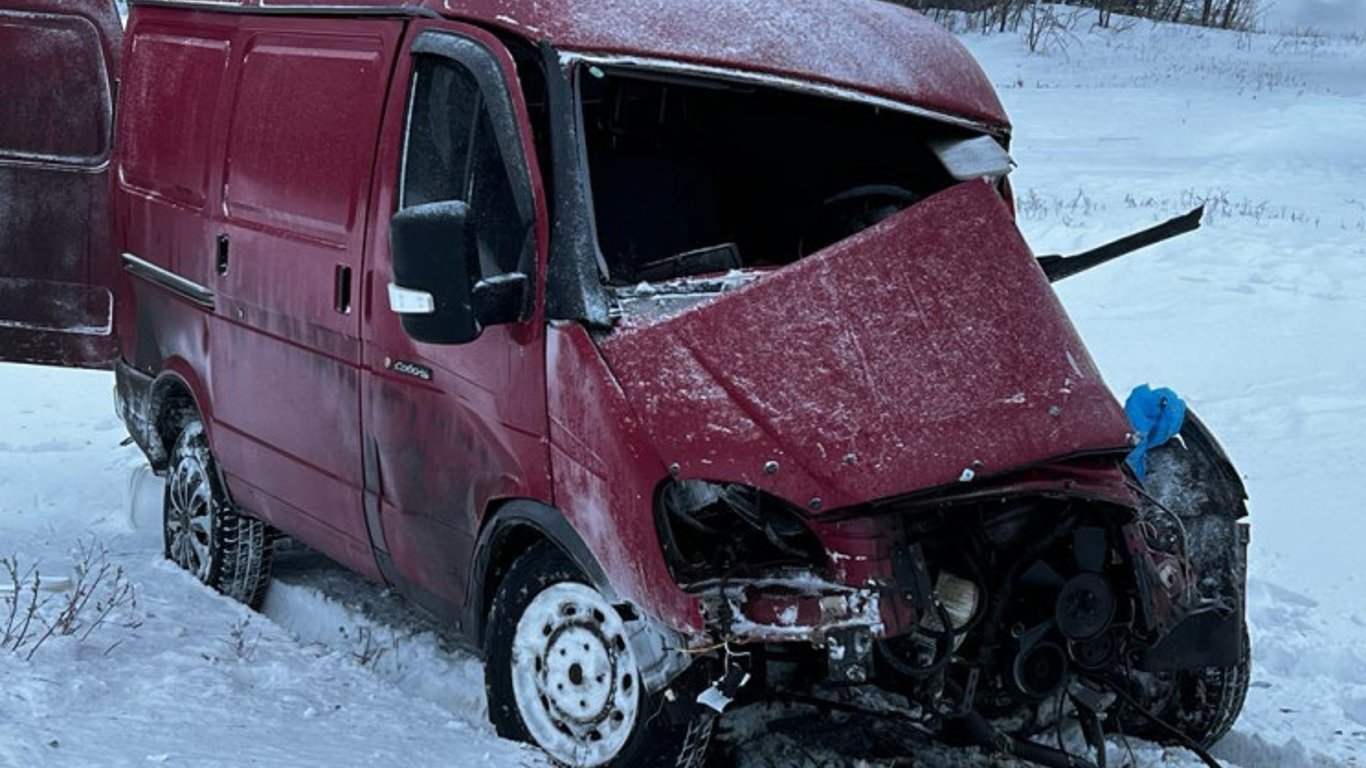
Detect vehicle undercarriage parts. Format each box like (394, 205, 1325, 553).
(657, 415, 1245, 767)
(1102, 681, 1226, 768)
(696, 660, 752, 714)
(672, 471, 1244, 768)
(948, 687, 1101, 768)
(698, 573, 885, 645)
(673, 655, 753, 768)
(876, 563, 981, 683)
(656, 480, 826, 586)
(1010, 625, 1068, 699)
(823, 624, 874, 684)
(1118, 409, 1250, 748)
(932, 570, 981, 634)
(620, 603, 694, 694)
(1137, 603, 1242, 672)
(1035, 205, 1204, 282)
(1055, 572, 1117, 642)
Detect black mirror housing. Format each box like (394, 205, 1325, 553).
(473, 272, 531, 326)
(390, 201, 480, 345)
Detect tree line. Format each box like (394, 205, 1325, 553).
(893, 0, 1260, 32)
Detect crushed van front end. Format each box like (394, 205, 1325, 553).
(590, 180, 1248, 764)
(646, 463, 1246, 767)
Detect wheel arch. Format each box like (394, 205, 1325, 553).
(145, 363, 212, 471)
(469, 499, 615, 648)
(1179, 409, 1249, 512)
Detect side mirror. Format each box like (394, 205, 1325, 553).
(389, 201, 532, 344)
(389, 201, 481, 344)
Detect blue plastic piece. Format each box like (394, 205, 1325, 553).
(1124, 384, 1187, 483)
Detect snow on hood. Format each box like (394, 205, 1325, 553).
(598, 181, 1133, 513)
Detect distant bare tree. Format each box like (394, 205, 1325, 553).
(1096, 0, 1115, 27)
(896, 0, 1258, 32)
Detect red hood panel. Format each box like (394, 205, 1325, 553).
(599, 181, 1132, 512)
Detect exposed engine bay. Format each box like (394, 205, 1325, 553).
(654, 422, 1248, 768)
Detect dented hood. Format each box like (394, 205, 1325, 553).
(598, 181, 1133, 513)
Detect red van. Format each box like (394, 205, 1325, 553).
(1, 0, 1249, 765)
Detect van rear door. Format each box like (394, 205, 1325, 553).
(0, 0, 122, 368)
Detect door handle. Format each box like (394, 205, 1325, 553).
(215, 234, 229, 276)
(334, 265, 353, 315)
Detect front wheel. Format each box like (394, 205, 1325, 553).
(1124, 411, 1250, 747)
(163, 418, 274, 607)
(485, 543, 689, 767)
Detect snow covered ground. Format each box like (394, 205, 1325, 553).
(962, 16, 1366, 768)
(3, 14, 1365, 768)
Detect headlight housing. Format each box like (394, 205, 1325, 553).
(655, 479, 826, 587)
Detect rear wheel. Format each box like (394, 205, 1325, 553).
(485, 543, 689, 767)
(163, 418, 273, 607)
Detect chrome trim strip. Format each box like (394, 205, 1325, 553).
(121, 252, 215, 308)
(560, 53, 1008, 137)
(0, 157, 110, 173)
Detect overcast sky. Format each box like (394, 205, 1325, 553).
(1260, 0, 1366, 32)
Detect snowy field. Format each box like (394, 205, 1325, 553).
(3, 15, 1366, 768)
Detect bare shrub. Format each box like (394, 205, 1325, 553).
(1, 541, 140, 660)
(1, 556, 48, 654)
(223, 616, 260, 661)
(1016, 188, 1105, 223)
(1023, 2, 1085, 54)
(347, 625, 393, 668)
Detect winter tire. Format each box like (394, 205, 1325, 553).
(1126, 412, 1250, 747)
(485, 542, 690, 767)
(164, 418, 273, 608)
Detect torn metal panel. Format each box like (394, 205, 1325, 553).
(599, 180, 1133, 514)
(698, 571, 886, 644)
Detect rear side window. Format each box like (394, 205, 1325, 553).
(0, 11, 111, 165)
(224, 34, 388, 245)
(118, 32, 231, 209)
(401, 54, 527, 277)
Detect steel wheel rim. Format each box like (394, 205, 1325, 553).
(510, 582, 641, 767)
(166, 453, 213, 582)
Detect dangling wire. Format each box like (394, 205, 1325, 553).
(1094, 677, 1225, 768)
(1127, 480, 1196, 592)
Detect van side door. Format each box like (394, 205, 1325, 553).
(361, 24, 551, 621)
(0, 0, 121, 368)
(208, 18, 404, 577)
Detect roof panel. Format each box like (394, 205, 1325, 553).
(134, 0, 1009, 127)
(451, 0, 1008, 127)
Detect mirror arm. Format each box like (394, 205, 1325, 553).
(473, 272, 531, 325)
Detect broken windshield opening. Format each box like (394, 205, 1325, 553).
(578, 66, 1003, 288)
